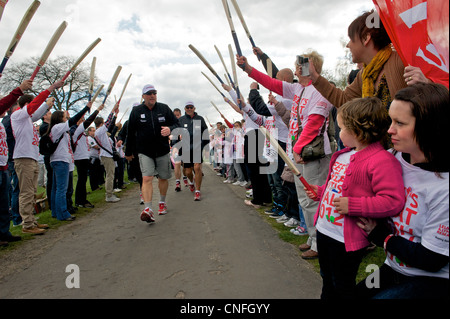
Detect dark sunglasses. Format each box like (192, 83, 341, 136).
(185, 106, 194, 109)
(144, 91, 157, 95)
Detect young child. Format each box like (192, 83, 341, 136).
(305, 97, 405, 299)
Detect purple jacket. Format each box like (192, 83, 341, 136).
(314, 142, 405, 251)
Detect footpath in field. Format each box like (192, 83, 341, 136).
(0, 164, 321, 299)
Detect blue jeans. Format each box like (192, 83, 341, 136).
(51, 161, 72, 220)
(0, 170, 12, 239)
(356, 263, 449, 299)
(7, 161, 21, 226)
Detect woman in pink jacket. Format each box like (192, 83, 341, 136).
(305, 97, 405, 299)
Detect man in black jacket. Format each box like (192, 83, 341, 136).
(125, 85, 179, 223)
(176, 102, 208, 201)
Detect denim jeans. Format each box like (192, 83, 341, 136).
(7, 161, 21, 226)
(0, 170, 12, 239)
(356, 263, 449, 299)
(51, 161, 72, 220)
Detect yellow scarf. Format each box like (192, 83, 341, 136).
(361, 45, 392, 98)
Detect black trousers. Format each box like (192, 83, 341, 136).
(244, 130, 272, 205)
(75, 159, 89, 205)
(88, 157, 102, 191)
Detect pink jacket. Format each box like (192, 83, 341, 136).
(314, 142, 405, 251)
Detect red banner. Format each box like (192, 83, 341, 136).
(373, 0, 449, 88)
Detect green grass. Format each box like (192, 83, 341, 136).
(256, 207, 386, 283)
(0, 170, 136, 256)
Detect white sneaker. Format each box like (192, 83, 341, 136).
(292, 226, 308, 236)
(239, 181, 248, 187)
(284, 218, 299, 228)
(276, 215, 289, 223)
(232, 181, 241, 186)
(113, 188, 122, 193)
(106, 195, 120, 202)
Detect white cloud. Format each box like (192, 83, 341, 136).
(0, 0, 372, 122)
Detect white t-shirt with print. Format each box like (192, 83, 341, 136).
(94, 125, 113, 158)
(88, 136, 99, 159)
(281, 82, 333, 160)
(73, 124, 90, 161)
(50, 121, 75, 171)
(316, 150, 356, 243)
(385, 152, 449, 279)
(0, 123, 8, 166)
(11, 106, 41, 161)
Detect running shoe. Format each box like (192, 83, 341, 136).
(189, 184, 195, 192)
(140, 207, 155, 223)
(194, 191, 201, 201)
(158, 202, 168, 215)
(175, 181, 181, 192)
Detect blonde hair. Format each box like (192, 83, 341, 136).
(338, 97, 391, 148)
(303, 49, 324, 75)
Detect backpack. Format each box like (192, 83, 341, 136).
(39, 133, 64, 156)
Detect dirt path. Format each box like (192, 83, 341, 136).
(0, 165, 321, 299)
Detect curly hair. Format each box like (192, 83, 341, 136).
(338, 97, 391, 148)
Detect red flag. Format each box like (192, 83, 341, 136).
(373, 0, 449, 88)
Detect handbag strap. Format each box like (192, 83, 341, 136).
(296, 89, 328, 138)
(93, 137, 114, 156)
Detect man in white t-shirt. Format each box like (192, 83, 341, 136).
(11, 80, 64, 234)
(94, 102, 120, 203)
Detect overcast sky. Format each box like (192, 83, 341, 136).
(1, 0, 372, 124)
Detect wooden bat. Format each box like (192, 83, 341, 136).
(88, 57, 97, 100)
(228, 44, 244, 108)
(214, 45, 235, 89)
(117, 73, 132, 104)
(0, 0, 41, 76)
(210, 101, 222, 115)
(201, 71, 225, 98)
(189, 44, 224, 84)
(102, 65, 122, 104)
(229, 0, 260, 60)
(259, 127, 317, 198)
(90, 84, 104, 104)
(62, 37, 101, 81)
(117, 105, 132, 123)
(221, 0, 244, 69)
(0, 0, 8, 22)
(30, 20, 68, 80)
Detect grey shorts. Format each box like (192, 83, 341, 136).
(138, 153, 172, 180)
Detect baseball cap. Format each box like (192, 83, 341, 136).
(142, 84, 157, 95)
(185, 101, 195, 107)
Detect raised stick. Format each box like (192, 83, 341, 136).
(189, 44, 224, 84)
(30, 21, 68, 80)
(117, 73, 132, 105)
(62, 37, 101, 81)
(0, 0, 41, 76)
(229, 0, 259, 60)
(201, 71, 225, 98)
(90, 84, 104, 104)
(102, 65, 122, 104)
(260, 127, 318, 198)
(88, 57, 97, 100)
(214, 44, 235, 89)
(0, 0, 9, 23)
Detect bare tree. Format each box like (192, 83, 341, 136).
(0, 56, 103, 111)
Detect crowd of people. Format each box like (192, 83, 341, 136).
(0, 9, 448, 299)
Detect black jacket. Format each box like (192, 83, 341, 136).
(125, 102, 179, 158)
(177, 112, 209, 152)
